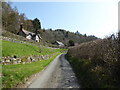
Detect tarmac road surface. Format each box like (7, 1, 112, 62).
(28, 54, 80, 88)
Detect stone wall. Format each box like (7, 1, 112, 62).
(1, 54, 55, 65)
(1, 36, 57, 65)
(1, 36, 36, 46)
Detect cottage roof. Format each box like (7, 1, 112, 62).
(22, 29, 35, 35)
(37, 34, 42, 39)
(56, 41, 64, 46)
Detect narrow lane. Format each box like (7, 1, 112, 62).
(28, 54, 80, 88)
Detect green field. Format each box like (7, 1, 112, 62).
(2, 40, 66, 88)
(2, 40, 63, 57)
(2, 53, 59, 88)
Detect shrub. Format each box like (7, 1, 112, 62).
(68, 40, 75, 46)
(66, 31, 120, 88)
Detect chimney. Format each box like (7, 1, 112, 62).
(20, 23, 23, 31)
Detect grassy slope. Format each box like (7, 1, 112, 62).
(2, 40, 66, 88)
(2, 53, 60, 88)
(2, 40, 62, 57)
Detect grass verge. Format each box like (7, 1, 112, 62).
(2, 40, 63, 57)
(2, 53, 60, 88)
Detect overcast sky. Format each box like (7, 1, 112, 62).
(10, 0, 119, 38)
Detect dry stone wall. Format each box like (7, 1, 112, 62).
(1, 36, 56, 65)
(1, 54, 55, 65)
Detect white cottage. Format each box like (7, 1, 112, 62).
(17, 24, 42, 42)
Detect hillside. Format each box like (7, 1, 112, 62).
(2, 29, 98, 48)
(2, 30, 48, 46)
(37, 29, 98, 46)
(2, 40, 62, 57)
(66, 31, 120, 88)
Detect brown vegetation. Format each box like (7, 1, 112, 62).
(66, 31, 120, 88)
(38, 29, 97, 46)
